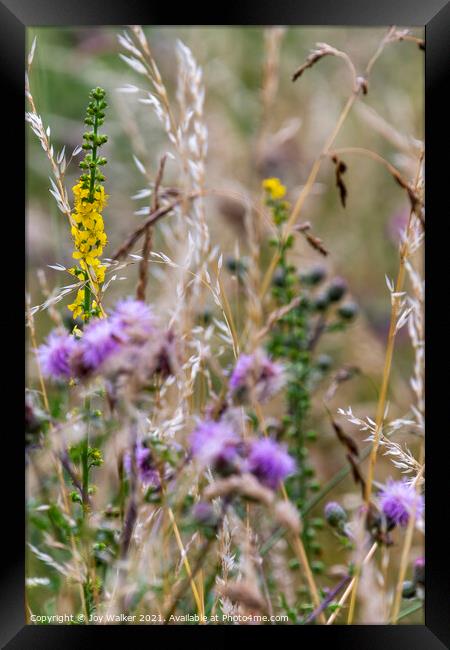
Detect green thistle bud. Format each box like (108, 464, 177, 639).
(272, 268, 287, 287)
(324, 501, 348, 527)
(326, 277, 348, 302)
(313, 292, 330, 312)
(300, 264, 327, 286)
(402, 580, 417, 599)
(316, 354, 332, 371)
(337, 302, 359, 321)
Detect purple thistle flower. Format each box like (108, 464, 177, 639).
(229, 354, 253, 390)
(38, 330, 77, 380)
(247, 438, 296, 490)
(189, 419, 240, 473)
(111, 297, 157, 343)
(229, 349, 285, 404)
(79, 318, 125, 371)
(124, 442, 160, 487)
(379, 479, 424, 527)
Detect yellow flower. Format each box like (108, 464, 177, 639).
(262, 177, 286, 200)
(68, 91, 109, 320)
(83, 217, 95, 230)
(69, 178, 108, 316)
(94, 271, 104, 284)
(68, 288, 86, 320)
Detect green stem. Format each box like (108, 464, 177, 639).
(83, 95, 102, 319)
(83, 280, 91, 319)
(81, 397, 91, 518)
(88, 104, 99, 202)
(81, 395, 95, 620)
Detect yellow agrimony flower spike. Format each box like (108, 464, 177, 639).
(68, 87, 109, 322)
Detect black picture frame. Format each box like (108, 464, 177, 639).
(3, 0, 449, 647)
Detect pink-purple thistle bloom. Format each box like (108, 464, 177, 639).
(247, 438, 296, 490)
(79, 318, 125, 372)
(189, 419, 240, 473)
(111, 298, 157, 343)
(37, 297, 167, 381)
(124, 442, 160, 487)
(379, 479, 424, 527)
(229, 349, 285, 404)
(38, 330, 77, 380)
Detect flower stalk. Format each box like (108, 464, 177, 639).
(68, 87, 109, 322)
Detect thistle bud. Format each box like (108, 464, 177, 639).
(326, 277, 348, 302)
(324, 501, 347, 528)
(338, 302, 358, 321)
(313, 292, 330, 312)
(300, 264, 327, 286)
(316, 354, 332, 371)
(272, 268, 287, 288)
(402, 580, 417, 599)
